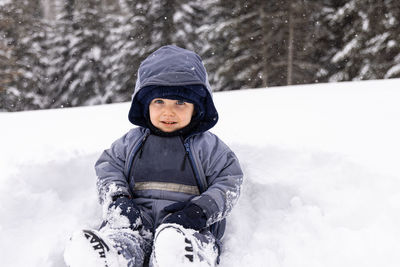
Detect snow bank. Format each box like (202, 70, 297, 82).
(1, 79, 400, 266)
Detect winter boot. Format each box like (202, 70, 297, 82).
(150, 224, 219, 267)
(64, 229, 126, 267)
(64, 227, 150, 267)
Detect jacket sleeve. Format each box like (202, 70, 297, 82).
(190, 134, 244, 226)
(95, 128, 142, 206)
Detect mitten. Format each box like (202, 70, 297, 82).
(163, 202, 207, 230)
(107, 196, 142, 230)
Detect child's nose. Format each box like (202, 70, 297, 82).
(162, 105, 175, 116)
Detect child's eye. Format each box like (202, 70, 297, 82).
(154, 99, 164, 104)
(176, 100, 185, 105)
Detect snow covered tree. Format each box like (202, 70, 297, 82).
(305, 0, 343, 83)
(100, 0, 209, 103)
(200, 0, 326, 91)
(383, 0, 400, 79)
(0, 18, 16, 111)
(197, 0, 242, 91)
(44, 0, 209, 107)
(0, 0, 48, 111)
(200, 0, 276, 90)
(147, 0, 207, 51)
(100, 0, 154, 104)
(327, 0, 400, 81)
(46, 0, 109, 108)
(4, 0, 400, 112)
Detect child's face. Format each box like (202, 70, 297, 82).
(149, 98, 194, 132)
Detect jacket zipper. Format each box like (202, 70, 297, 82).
(184, 141, 206, 193)
(138, 133, 149, 159)
(127, 131, 150, 181)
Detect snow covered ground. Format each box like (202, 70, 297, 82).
(1, 79, 400, 267)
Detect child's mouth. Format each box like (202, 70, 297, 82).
(162, 121, 177, 125)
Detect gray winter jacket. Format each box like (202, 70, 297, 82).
(95, 127, 243, 239)
(95, 45, 243, 240)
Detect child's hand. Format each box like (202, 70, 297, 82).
(107, 196, 142, 230)
(163, 202, 207, 230)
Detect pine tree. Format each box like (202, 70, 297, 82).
(0, 16, 16, 111)
(383, 0, 400, 79)
(6, 0, 399, 112)
(0, 0, 48, 111)
(327, 0, 400, 81)
(285, 0, 326, 86)
(147, 0, 206, 50)
(45, 0, 74, 108)
(101, 0, 153, 104)
(358, 0, 392, 80)
(307, 0, 344, 83)
(46, 0, 109, 108)
(201, 0, 326, 91)
(198, 0, 243, 91)
(101, 0, 209, 103)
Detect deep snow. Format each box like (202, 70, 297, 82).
(1, 79, 400, 266)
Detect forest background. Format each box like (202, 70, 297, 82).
(1, 0, 400, 111)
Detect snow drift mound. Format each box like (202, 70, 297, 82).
(1, 79, 400, 267)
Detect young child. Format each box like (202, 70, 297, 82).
(64, 45, 243, 267)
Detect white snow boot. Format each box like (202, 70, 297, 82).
(150, 224, 219, 267)
(64, 229, 126, 267)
